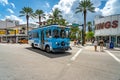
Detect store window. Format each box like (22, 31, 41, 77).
(111, 36, 116, 43)
(117, 36, 120, 47)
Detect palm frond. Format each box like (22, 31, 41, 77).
(19, 15, 25, 17)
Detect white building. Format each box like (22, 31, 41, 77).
(94, 14, 120, 47)
(0, 19, 19, 28)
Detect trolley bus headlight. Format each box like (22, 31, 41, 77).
(56, 42, 60, 46)
(56, 42, 58, 44)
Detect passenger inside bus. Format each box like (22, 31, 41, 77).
(53, 29, 59, 38)
(60, 30, 65, 38)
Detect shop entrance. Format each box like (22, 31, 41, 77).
(117, 36, 120, 47)
(111, 36, 116, 46)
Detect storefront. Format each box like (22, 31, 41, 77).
(94, 14, 120, 47)
(0, 28, 28, 43)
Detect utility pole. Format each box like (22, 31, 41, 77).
(5, 19, 8, 43)
(79, 24, 84, 46)
(14, 30, 16, 43)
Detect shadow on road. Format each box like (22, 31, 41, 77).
(25, 47, 72, 58)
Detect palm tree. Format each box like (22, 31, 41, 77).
(19, 7, 34, 35)
(75, 0, 95, 45)
(47, 19, 52, 25)
(70, 26, 80, 40)
(58, 18, 67, 26)
(87, 21, 92, 32)
(35, 9, 45, 26)
(49, 8, 62, 24)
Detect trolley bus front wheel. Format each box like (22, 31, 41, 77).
(45, 45, 50, 53)
(32, 43, 35, 48)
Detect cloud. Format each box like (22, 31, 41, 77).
(10, 2, 15, 8)
(0, 0, 8, 6)
(2, 15, 42, 25)
(91, 0, 107, 7)
(29, 18, 39, 25)
(52, 0, 120, 24)
(4, 15, 25, 24)
(101, 0, 120, 16)
(53, 0, 75, 14)
(7, 8, 14, 14)
(0, 0, 16, 9)
(46, 2, 50, 8)
(53, 0, 77, 23)
(53, 0, 102, 24)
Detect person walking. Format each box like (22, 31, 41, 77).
(93, 39, 98, 51)
(99, 38, 104, 51)
(73, 39, 77, 46)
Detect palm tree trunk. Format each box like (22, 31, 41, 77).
(39, 16, 41, 27)
(88, 26, 90, 32)
(26, 15, 29, 36)
(83, 10, 86, 45)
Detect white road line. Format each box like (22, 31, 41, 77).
(105, 50, 120, 63)
(71, 49, 82, 61)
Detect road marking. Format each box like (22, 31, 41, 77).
(105, 50, 120, 63)
(71, 49, 82, 61)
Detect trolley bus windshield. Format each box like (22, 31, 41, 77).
(53, 28, 69, 38)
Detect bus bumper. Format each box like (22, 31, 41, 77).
(52, 46, 72, 52)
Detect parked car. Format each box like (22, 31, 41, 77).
(18, 39, 28, 44)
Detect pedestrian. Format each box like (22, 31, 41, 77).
(93, 39, 98, 51)
(74, 39, 77, 46)
(92, 38, 95, 45)
(99, 38, 104, 51)
(76, 39, 79, 45)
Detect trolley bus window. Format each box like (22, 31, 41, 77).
(66, 30, 69, 38)
(60, 30, 65, 38)
(28, 33, 32, 39)
(33, 32, 39, 38)
(60, 30, 69, 38)
(46, 29, 51, 38)
(53, 29, 59, 38)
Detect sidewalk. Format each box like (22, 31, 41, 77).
(85, 42, 120, 51)
(70, 41, 83, 48)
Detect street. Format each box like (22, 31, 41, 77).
(0, 43, 120, 80)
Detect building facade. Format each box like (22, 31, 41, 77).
(94, 14, 120, 47)
(0, 19, 35, 43)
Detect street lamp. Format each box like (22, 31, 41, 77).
(79, 24, 84, 46)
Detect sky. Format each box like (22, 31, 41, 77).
(0, 0, 120, 25)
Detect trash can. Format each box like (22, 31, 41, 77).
(109, 42, 114, 49)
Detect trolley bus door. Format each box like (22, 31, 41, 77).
(41, 30, 44, 49)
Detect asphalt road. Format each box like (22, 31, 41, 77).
(0, 43, 120, 80)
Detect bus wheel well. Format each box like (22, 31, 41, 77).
(45, 45, 51, 53)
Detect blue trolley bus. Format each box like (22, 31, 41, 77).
(28, 25, 71, 52)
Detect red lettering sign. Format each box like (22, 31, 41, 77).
(100, 23, 104, 29)
(96, 20, 118, 30)
(112, 20, 118, 28)
(105, 21, 111, 29)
